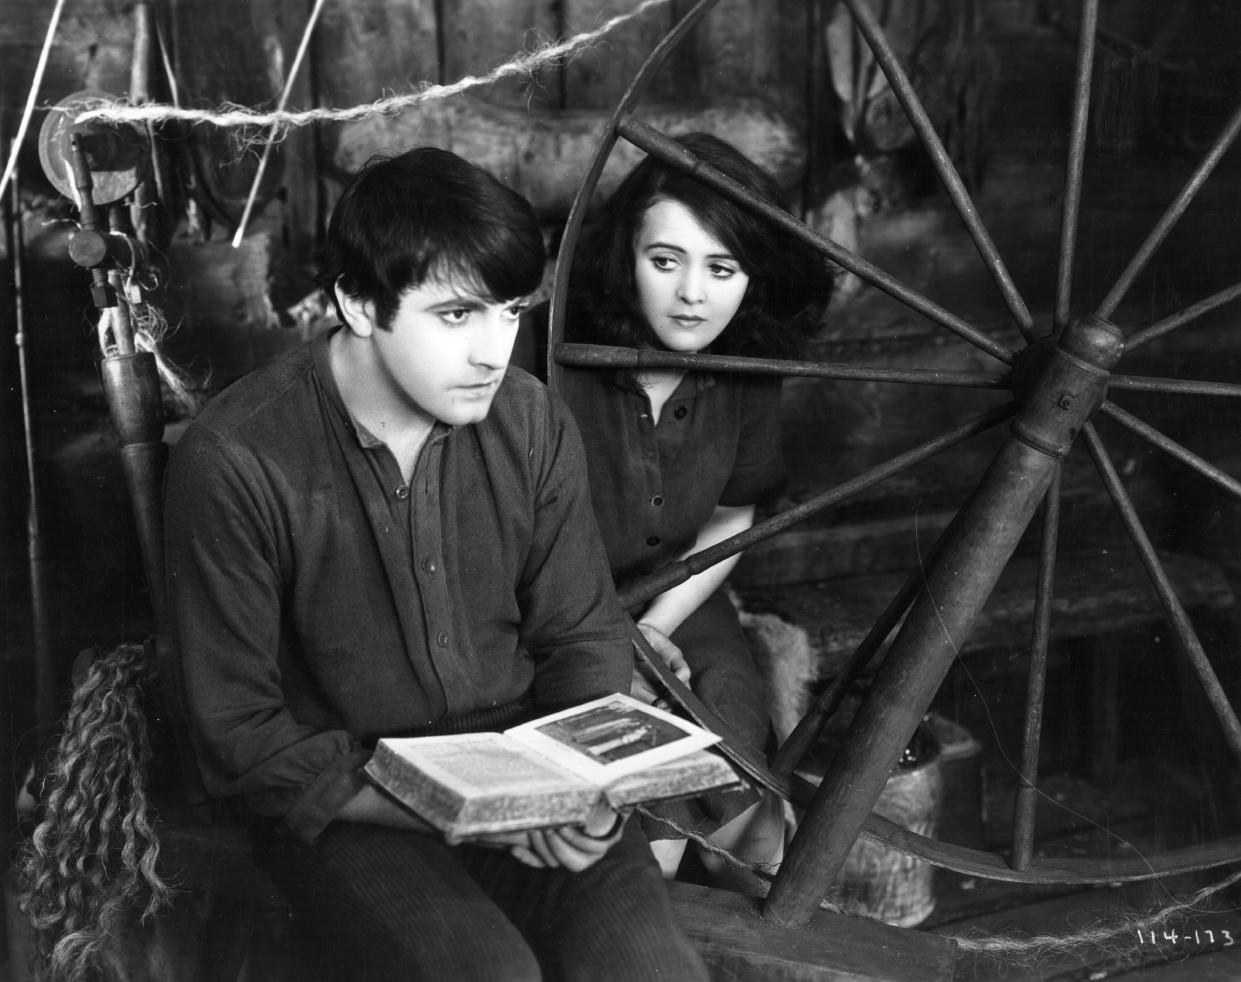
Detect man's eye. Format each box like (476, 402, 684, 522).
(504, 300, 530, 320)
(441, 308, 471, 324)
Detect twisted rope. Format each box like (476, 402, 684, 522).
(68, 0, 674, 139)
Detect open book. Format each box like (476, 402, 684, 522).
(364, 693, 743, 842)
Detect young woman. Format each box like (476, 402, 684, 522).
(525, 132, 831, 888)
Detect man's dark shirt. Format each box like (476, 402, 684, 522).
(164, 330, 631, 843)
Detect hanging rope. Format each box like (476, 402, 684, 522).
(68, 0, 674, 141)
(0, 0, 69, 202)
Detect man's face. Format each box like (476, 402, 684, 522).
(365, 278, 529, 428)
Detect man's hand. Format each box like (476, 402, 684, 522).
(630, 621, 691, 707)
(475, 805, 627, 871)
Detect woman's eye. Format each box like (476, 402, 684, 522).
(651, 255, 677, 271)
(710, 264, 738, 279)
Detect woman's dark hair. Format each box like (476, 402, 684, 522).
(319, 146, 546, 328)
(567, 133, 830, 359)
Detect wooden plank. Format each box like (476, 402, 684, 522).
(1108, 945, 1241, 982)
(314, 0, 440, 109)
(935, 881, 1241, 981)
(667, 880, 957, 981)
(559, 0, 681, 110)
(439, 0, 559, 109)
(0, 0, 132, 102)
(697, 0, 788, 101)
(331, 94, 804, 218)
(740, 551, 1234, 673)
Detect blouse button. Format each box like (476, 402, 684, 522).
(673, 406, 688, 420)
(421, 558, 437, 573)
(646, 535, 661, 547)
(436, 631, 450, 647)
(650, 495, 664, 507)
(395, 485, 410, 500)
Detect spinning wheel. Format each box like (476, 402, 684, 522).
(548, 0, 1241, 928)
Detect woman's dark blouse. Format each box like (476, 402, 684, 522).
(517, 307, 786, 589)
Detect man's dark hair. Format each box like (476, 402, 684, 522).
(319, 147, 545, 328)
(568, 133, 830, 359)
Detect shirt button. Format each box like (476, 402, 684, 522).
(436, 631, 450, 647)
(650, 495, 664, 507)
(673, 406, 688, 420)
(421, 558, 437, 573)
(395, 485, 410, 500)
(646, 535, 661, 547)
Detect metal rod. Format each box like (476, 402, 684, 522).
(556, 342, 1010, 388)
(1107, 375, 1241, 398)
(1082, 422, 1241, 757)
(1095, 98, 1241, 320)
(1099, 401, 1241, 500)
(1011, 467, 1060, 870)
(1053, 0, 1098, 333)
(801, 0, 828, 218)
(840, 0, 1035, 341)
(8, 162, 57, 736)
(618, 401, 1015, 610)
(231, 0, 329, 247)
(1126, 281, 1241, 352)
(770, 530, 949, 779)
(618, 115, 1017, 365)
(548, 0, 721, 393)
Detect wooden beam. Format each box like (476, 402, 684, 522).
(668, 881, 957, 981)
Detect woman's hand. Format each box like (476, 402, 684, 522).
(630, 621, 691, 706)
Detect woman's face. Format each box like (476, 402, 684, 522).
(632, 198, 749, 353)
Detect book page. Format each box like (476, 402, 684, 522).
(377, 732, 588, 797)
(505, 693, 721, 783)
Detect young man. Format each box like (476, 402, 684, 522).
(164, 147, 708, 981)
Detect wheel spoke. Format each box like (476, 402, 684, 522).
(772, 532, 950, 779)
(556, 343, 1010, 389)
(1011, 468, 1061, 870)
(840, 0, 1036, 342)
(1082, 423, 1241, 757)
(1125, 281, 1241, 352)
(1095, 98, 1241, 320)
(1099, 401, 1241, 500)
(617, 401, 1016, 609)
(1053, 0, 1099, 333)
(1108, 375, 1241, 398)
(617, 116, 1018, 365)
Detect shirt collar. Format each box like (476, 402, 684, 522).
(313, 326, 451, 450)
